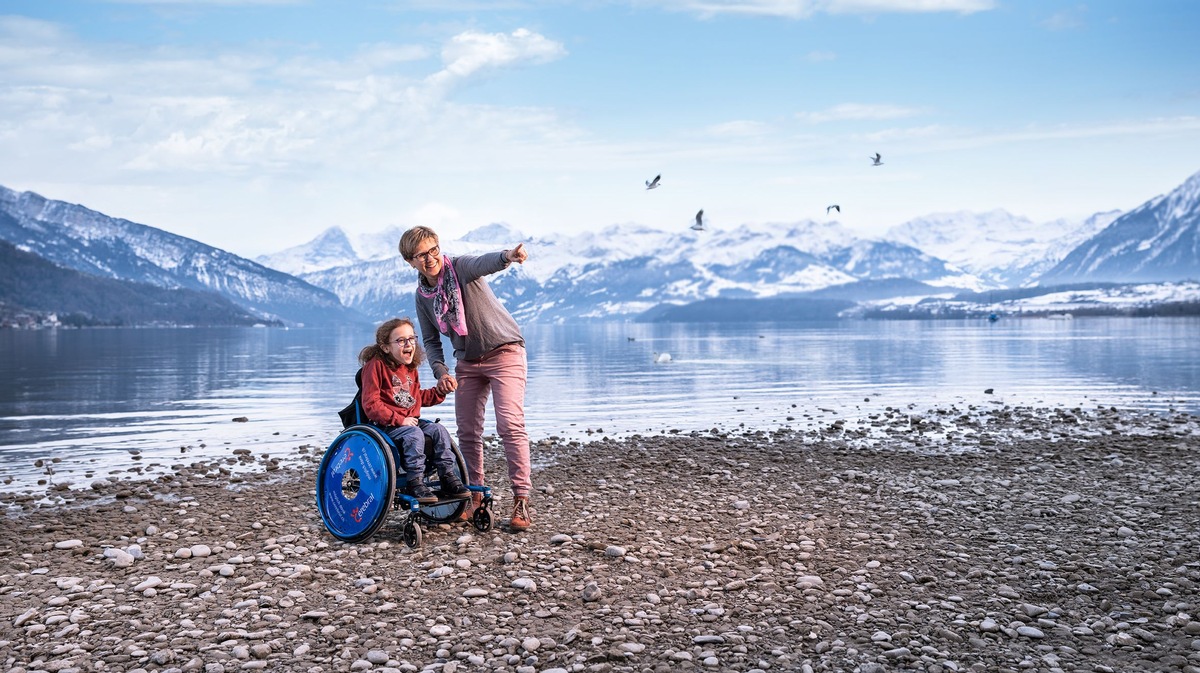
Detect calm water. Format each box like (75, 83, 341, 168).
(1, 318, 1198, 493)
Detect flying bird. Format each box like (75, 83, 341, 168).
(871, 153, 883, 166)
(826, 205, 840, 214)
(691, 209, 705, 231)
(645, 174, 661, 190)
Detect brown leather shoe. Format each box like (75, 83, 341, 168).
(457, 492, 482, 522)
(509, 496, 531, 531)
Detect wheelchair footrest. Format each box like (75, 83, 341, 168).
(396, 492, 471, 510)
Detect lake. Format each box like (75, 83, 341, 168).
(1, 317, 1198, 494)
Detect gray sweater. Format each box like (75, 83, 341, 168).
(415, 251, 524, 380)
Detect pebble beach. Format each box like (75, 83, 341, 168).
(2, 405, 1200, 673)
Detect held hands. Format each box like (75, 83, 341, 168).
(401, 417, 419, 427)
(437, 374, 458, 395)
(505, 243, 528, 264)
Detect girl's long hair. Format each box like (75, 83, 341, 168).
(358, 317, 424, 369)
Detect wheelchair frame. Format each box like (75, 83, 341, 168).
(316, 369, 495, 546)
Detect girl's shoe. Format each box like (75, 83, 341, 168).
(440, 475, 471, 499)
(407, 481, 438, 505)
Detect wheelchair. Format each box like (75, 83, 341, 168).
(315, 372, 495, 547)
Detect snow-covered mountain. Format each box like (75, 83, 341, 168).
(0, 186, 364, 326)
(885, 208, 1122, 287)
(254, 224, 410, 275)
(254, 227, 361, 276)
(9, 166, 1195, 326)
(277, 220, 984, 323)
(1038, 170, 1200, 285)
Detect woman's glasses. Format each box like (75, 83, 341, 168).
(390, 336, 418, 347)
(409, 245, 440, 263)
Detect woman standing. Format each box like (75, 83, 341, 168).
(399, 226, 533, 531)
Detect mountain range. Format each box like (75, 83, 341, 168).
(0, 185, 364, 327)
(258, 169, 1200, 322)
(1038, 170, 1200, 285)
(2, 169, 1198, 326)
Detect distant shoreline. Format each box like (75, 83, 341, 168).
(9, 304, 1200, 328)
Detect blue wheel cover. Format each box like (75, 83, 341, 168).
(318, 430, 392, 540)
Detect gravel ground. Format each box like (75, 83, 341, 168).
(2, 405, 1199, 673)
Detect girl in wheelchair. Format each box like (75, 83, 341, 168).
(358, 318, 471, 504)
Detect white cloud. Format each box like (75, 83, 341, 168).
(356, 44, 431, 67)
(798, 103, 924, 123)
(928, 117, 1200, 150)
(826, 117, 1200, 162)
(422, 28, 567, 99)
(1041, 5, 1087, 31)
(653, 0, 994, 19)
(0, 15, 66, 42)
(705, 120, 772, 137)
(411, 202, 463, 229)
(0, 20, 571, 178)
(104, 0, 303, 5)
(822, 0, 994, 14)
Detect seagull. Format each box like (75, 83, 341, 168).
(653, 352, 672, 364)
(691, 209, 705, 231)
(645, 174, 661, 190)
(826, 204, 840, 214)
(871, 153, 883, 166)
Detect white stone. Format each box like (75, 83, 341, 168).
(135, 575, 163, 590)
(104, 548, 136, 568)
(1017, 626, 1044, 639)
(619, 643, 646, 653)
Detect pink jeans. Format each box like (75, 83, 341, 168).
(454, 344, 531, 498)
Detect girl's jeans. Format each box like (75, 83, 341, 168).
(454, 344, 531, 498)
(385, 420, 456, 481)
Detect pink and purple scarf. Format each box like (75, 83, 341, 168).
(417, 255, 468, 337)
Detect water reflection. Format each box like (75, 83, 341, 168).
(1, 318, 1197, 492)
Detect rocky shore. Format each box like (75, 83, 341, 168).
(2, 406, 1199, 673)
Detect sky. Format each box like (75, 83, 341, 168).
(1, 1, 1199, 258)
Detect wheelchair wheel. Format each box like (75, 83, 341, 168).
(472, 504, 496, 532)
(316, 425, 396, 543)
(402, 519, 423, 548)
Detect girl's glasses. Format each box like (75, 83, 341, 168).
(390, 337, 418, 346)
